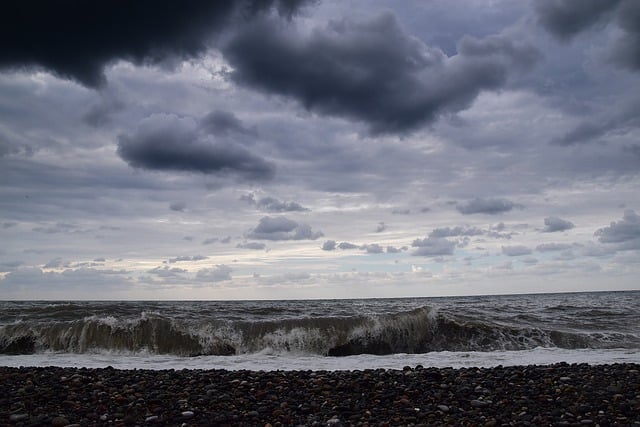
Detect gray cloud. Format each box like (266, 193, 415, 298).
(32, 223, 80, 234)
(168, 255, 208, 263)
(147, 266, 188, 277)
(456, 198, 523, 215)
(411, 236, 456, 257)
(117, 114, 275, 180)
(543, 216, 575, 232)
(337, 242, 359, 250)
(429, 226, 484, 238)
(536, 0, 640, 71)
(608, 1, 640, 70)
(554, 99, 640, 146)
(322, 240, 337, 251)
(199, 110, 256, 137)
(195, 265, 232, 282)
(223, 12, 539, 134)
(170, 202, 187, 212)
(0, 0, 312, 87)
(0, 260, 23, 272)
(535, 0, 620, 40)
(375, 222, 387, 233)
(0, 267, 133, 297)
(43, 258, 68, 269)
(502, 245, 533, 256)
(595, 210, 640, 250)
(247, 216, 323, 241)
(82, 93, 124, 127)
(241, 194, 309, 212)
(536, 243, 575, 252)
(237, 242, 267, 250)
(361, 243, 384, 254)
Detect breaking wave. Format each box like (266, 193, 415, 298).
(2, 305, 638, 356)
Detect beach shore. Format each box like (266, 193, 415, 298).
(2, 363, 639, 426)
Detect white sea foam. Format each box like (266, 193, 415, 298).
(1, 347, 639, 371)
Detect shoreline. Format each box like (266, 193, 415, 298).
(2, 363, 639, 426)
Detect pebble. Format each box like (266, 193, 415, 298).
(9, 414, 28, 422)
(1, 363, 639, 425)
(470, 399, 489, 408)
(51, 416, 70, 426)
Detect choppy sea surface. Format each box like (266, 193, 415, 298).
(1, 291, 639, 370)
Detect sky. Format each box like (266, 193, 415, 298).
(1, 0, 639, 300)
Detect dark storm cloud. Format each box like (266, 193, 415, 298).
(82, 93, 124, 127)
(223, 12, 539, 134)
(0, 0, 312, 87)
(247, 216, 323, 241)
(456, 198, 523, 215)
(595, 210, 640, 250)
(554, 99, 640, 146)
(536, 0, 640, 71)
(542, 216, 575, 232)
(608, 1, 640, 71)
(240, 194, 309, 212)
(117, 114, 275, 180)
(411, 237, 456, 257)
(535, 0, 620, 40)
(199, 111, 256, 137)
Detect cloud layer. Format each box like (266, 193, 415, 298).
(223, 13, 539, 134)
(1, 1, 639, 299)
(117, 114, 274, 180)
(0, 0, 312, 87)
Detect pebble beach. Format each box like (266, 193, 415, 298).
(2, 363, 639, 426)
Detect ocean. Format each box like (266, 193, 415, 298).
(1, 291, 639, 371)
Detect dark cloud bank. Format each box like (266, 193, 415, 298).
(117, 113, 274, 180)
(536, 0, 640, 71)
(0, 0, 312, 87)
(223, 12, 539, 134)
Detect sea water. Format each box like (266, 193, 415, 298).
(1, 291, 639, 370)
